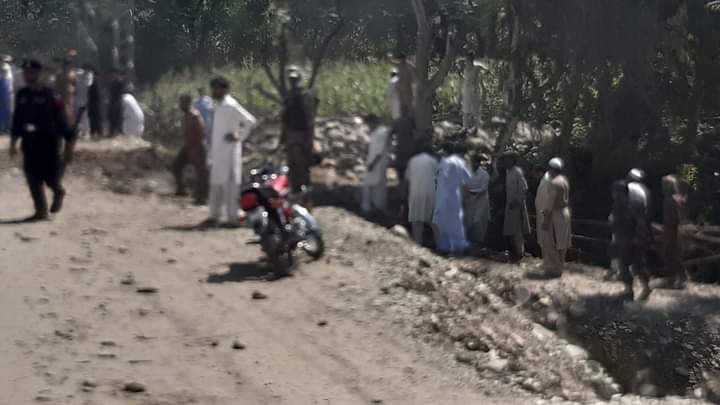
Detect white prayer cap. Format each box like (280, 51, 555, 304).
(548, 157, 564, 171)
(628, 168, 645, 182)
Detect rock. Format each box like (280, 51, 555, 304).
(166, 257, 177, 264)
(675, 366, 689, 377)
(464, 339, 489, 352)
(251, 291, 268, 300)
(521, 378, 543, 392)
(82, 379, 98, 388)
(123, 382, 146, 393)
(34, 395, 51, 402)
(455, 352, 475, 365)
(418, 258, 431, 268)
(136, 287, 158, 294)
(444, 267, 459, 279)
(483, 352, 509, 373)
(317, 320, 328, 327)
(97, 352, 116, 359)
(637, 383, 659, 397)
(100, 341, 116, 347)
(232, 340, 246, 350)
(568, 301, 588, 319)
(390, 225, 410, 239)
(564, 344, 589, 360)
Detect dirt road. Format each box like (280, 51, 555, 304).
(0, 148, 520, 404)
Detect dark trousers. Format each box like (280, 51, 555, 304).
(172, 147, 208, 203)
(286, 144, 311, 193)
(618, 243, 650, 285)
(25, 170, 64, 216)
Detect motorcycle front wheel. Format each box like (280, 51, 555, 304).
(299, 231, 325, 260)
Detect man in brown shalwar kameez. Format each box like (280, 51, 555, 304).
(534, 158, 571, 278)
(172, 94, 208, 205)
(661, 174, 689, 289)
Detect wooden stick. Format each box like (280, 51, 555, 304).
(683, 254, 720, 268)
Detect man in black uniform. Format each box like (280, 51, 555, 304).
(10, 59, 76, 221)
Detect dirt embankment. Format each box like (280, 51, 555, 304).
(4, 128, 719, 404)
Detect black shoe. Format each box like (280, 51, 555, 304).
(24, 212, 49, 223)
(50, 191, 65, 214)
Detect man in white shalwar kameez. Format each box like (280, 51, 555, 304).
(362, 114, 390, 213)
(405, 141, 438, 245)
(385, 69, 402, 121)
(205, 77, 257, 227)
(121, 89, 145, 137)
(534, 158, 571, 278)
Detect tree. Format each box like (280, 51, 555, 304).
(410, 0, 459, 135)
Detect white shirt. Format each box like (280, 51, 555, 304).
(406, 153, 439, 223)
(209, 95, 257, 186)
(122, 93, 145, 137)
(385, 77, 401, 120)
(364, 126, 390, 186)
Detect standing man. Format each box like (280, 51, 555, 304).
(461, 54, 486, 129)
(361, 114, 391, 213)
(433, 142, 471, 255)
(502, 152, 531, 261)
(391, 116, 415, 182)
(281, 69, 315, 194)
(0, 55, 12, 134)
(74, 64, 93, 137)
(533, 158, 571, 278)
(107, 69, 125, 136)
(204, 76, 257, 227)
(464, 155, 491, 247)
(172, 94, 208, 205)
(385, 69, 402, 121)
(622, 168, 653, 301)
(55, 59, 77, 125)
(394, 53, 415, 118)
(121, 85, 144, 137)
(661, 174, 689, 290)
(86, 66, 103, 136)
(406, 139, 439, 246)
(10, 60, 76, 221)
(193, 86, 214, 149)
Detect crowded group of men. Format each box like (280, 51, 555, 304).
(4, 52, 692, 303)
(365, 55, 691, 303)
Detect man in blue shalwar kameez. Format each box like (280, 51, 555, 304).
(433, 142, 471, 254)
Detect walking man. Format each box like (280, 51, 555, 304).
(10, 60, 76, 221)
(362, 114, 390, 213)
(0, 55, 12, 134)
(661, 174, 689, 289)
(502, 152, 531, 261)
(204, 77, 257, 227)
(172, 94, 209, 205)
(534, 158, 571, 278)
(615, 169, 653, 301)
(406, 140, 438, 246)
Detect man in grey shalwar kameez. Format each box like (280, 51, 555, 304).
(502, 152, 531, 261)
(464, 156, 490, 246)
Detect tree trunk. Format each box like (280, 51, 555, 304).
(494, 0, 521, 155)
(556, 72, 581, 158)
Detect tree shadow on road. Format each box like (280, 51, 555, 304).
(207, 261, 289, 283)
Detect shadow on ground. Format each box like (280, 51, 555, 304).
(207, 262, 289, 283)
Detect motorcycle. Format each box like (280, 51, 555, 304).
(240, 163, 324, 273)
